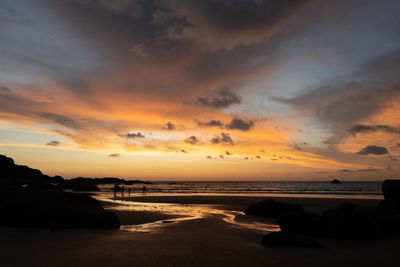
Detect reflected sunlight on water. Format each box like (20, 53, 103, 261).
(96, 196, 280, 233)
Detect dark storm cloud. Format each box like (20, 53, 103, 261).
(358, 145, 389, 155)
(226, 118, 254, 131)
(184, 136, 200, 145)
(197, 119, 224, 128)
(195, 88, 241, 109)
(108, 153, 120, 157)
(211, 132, 234, 145)
(156, 0, 312, 50)
(124, 132, 145, 138)
(162, 121, 175, 130)
(349, 124, 400, 135)
(46, 141, 60, 146)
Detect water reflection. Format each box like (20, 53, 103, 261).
(96, 196, 280, 233)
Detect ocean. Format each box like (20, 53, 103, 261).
(98, 181, 383, 199)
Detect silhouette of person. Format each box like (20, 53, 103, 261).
(142, 185, 146, 193)
(113, 184, 118, 200)
(121, 186, 125, 198)
(128, 188, 131, 197)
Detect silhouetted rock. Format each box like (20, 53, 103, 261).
(278, 212, 325, 236)
(322, 203, 381, 239)
(245, 199, 304, 218)
(0, 190, 120, 229)
(261, 232, 325, 248)
(278, 203, 381, 239)
(380, 215, 400, 233)
(331, 179, 341, 184)
(382, 180, 400, 201)
(0, 154, 120, 229)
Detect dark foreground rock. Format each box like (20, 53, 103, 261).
(0, 190, 120, 229)
(245, 199, 304, 218)
(261, 232, 325, 248)
(278, 203, 381, 239)
(382, 180, 400, 200)
(0, 154, 119, 229)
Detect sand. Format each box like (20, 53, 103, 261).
(0, 195, 397, 267)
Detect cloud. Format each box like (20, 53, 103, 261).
(211, 132, 234, 145)
(162, 121, 175, 130)
(0, 86, 11, 93)
(197, 119, 223, 127)
(73, 0, 144, 17)
(226, 118, 254, 131)
(124, 132, 145, 138)
(108, 153, 121, 157)
(156, 0, 312, 51)
(46, 141, 60, 146)
(206, 155, 213, 159)
(195, 88, 241, 109)
(349, 124, 400, 135)
(219, 155, 224, 159)
(256, 155, 261, 159)
(225, 151, 231, 155)
(184, 136, 200, 145)
(387, 165, 393, 171)
(357, 145, 389, 155)
(180, 149, 188, 153)
(289, 141, 307, 151)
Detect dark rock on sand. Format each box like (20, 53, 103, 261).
(322, 203, 381, 239)
(261, 232, 325, 248)
(278, 212, 325, 236)
(245, 199, 304, 218)
(0, 190, 120, 229)
(382, 180, 400, 200)
(278, 203, 381, 239)
(0, 154, 120, 229)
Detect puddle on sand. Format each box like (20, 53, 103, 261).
(97, 197, 280, 233)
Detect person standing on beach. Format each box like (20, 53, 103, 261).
(121, 186, 125, 199)
(128, 188, 131, 197)
(142, 185, 146, 193)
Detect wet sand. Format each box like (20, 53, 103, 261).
(0, 195, 397, 267)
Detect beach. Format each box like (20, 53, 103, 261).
(1, 195, 398, 267)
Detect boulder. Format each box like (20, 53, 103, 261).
(261, 232, 325, 248)
(322, 203, 381, 239)
(278, 203, 381, 239)
(382, 180, 400, 201)
(0, 190, 120, 229)
(245, 199, 304, 218)
(278, 212, 325, 236)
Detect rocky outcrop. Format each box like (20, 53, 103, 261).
(0, 154, 120, 229)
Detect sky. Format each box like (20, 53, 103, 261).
(1, 0, 400, 180)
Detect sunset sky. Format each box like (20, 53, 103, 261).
(1, 0, 400, 180)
